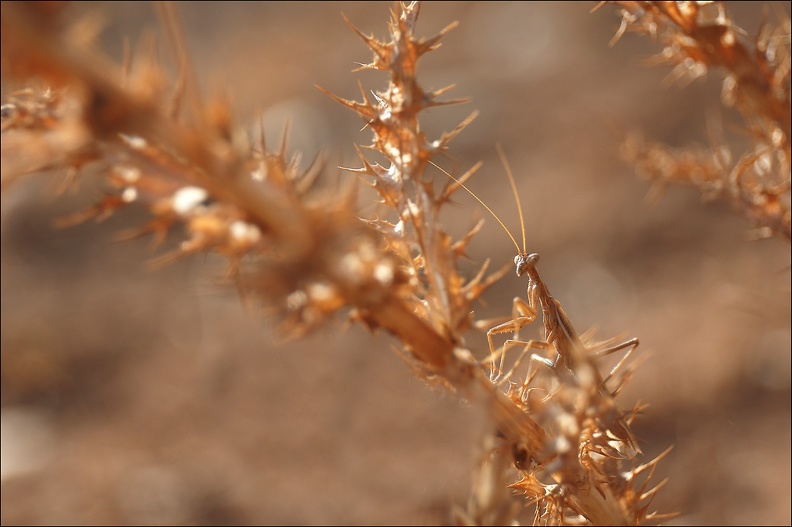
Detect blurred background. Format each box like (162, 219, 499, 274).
(2, 2, 790, 524)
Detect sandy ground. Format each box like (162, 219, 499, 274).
(2, 2, 790, 525)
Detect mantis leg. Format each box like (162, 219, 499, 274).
(495, 338, 552, 386)
(485, 296, 538, 380)
(598, 337, 640, 393)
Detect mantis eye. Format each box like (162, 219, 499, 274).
(515, 254, 528, 276)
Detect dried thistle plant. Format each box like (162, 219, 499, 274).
(1, 2, 673, 525)
(312, 3, 671, 524)
(602, 1, 791, 242)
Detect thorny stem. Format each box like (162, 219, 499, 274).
(606, 1, 791, 242)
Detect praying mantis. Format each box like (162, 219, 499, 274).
(435, 147, 639, 390)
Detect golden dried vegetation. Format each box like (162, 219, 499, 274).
(1, 2, 789, 525)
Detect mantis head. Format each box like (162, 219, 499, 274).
(514, 252, 540, 276)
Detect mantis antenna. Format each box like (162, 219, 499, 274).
(496, 144, 527, 256)
(429, 145, 527, 256)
